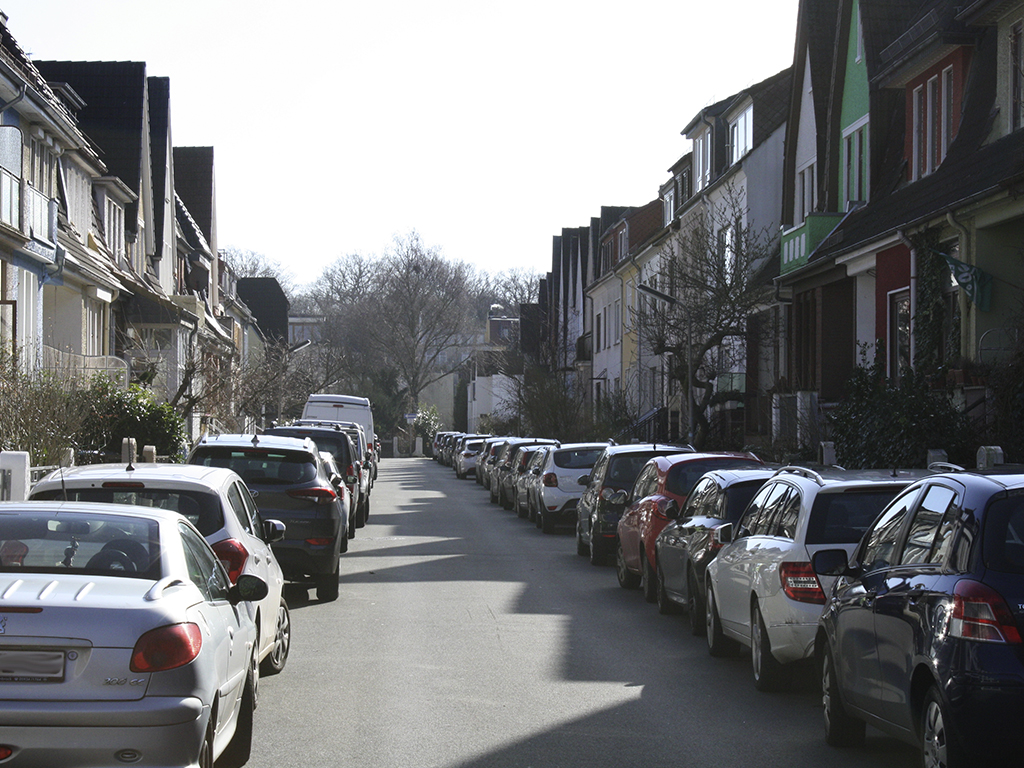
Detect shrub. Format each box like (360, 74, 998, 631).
(828, 357, 974, 469)
(79, 380, 186, 459)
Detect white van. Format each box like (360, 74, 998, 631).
(301, 395, 376, 467)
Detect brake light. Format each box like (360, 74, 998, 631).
(101, 481, 145, 489)
(542, 472, 558, 488)
(288, 487, 338, 504)
(211, 538, 249, 584)
(780, 562, 825, 604)
(950, 580, 1023, 644)
(130, 623, 202, 672)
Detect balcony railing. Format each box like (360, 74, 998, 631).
(40, 345, 129, 388)
(780, 213, 845, 275)
(27, 186, 56, 243)
(0, 167, 18, 230)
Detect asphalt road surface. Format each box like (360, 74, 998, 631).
(245, 457, 919, 768)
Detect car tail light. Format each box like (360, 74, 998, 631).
(542, 472, 558, 488)
(780, 562, 826, 604)
(950, 580, 1023, 644)
(288, 487, 338, 504)
(130, 623, 202, 672)
(0, 746, 12, 759)
(211, 538, 249, 584)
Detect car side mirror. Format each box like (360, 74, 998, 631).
(229, 574, 269, 605)
(329, 472, 344, 488)
(812, 548, 856, 577)
(609, 489, 628, 506)
(663, 499, 680, 520)
(347, 474, 359, 485)
(578, 474, 591, 487)
(715, 523, 734, 545)
(263, 519, 286, 543)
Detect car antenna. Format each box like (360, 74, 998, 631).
(60, 464, 68, 501)
(251, 434, 260, 447)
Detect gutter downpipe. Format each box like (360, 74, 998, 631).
(946, 211, 971, 359)
(897, 229, 917, 369)
(0, 84, 27, 117)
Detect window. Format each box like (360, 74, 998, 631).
(663, 187, 676, 226)
(729, 105, 753, 164)
(796, 162, 816, 224)
(694, 128, 712, 191)
(1012, 21, 1024, 132)
(860, 487, 922, 572)
(843, 121, 868, 206)
(29, 138, 55, 195)
(889, 289, 911, 383)
(84, 298, 103, 357)
(595, 312, 602, 352)
(901, 484, 958, 565)
(614, 300, 621, 344)
(618, 228, 628, 261)
(912, 69, 954, 180)
(105, 198, 125, 261)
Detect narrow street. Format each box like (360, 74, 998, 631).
(246, 458, 918, 768)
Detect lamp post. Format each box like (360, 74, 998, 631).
(636, 284, 693, 444)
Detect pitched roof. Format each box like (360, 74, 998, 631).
(174, 146, 216, 250)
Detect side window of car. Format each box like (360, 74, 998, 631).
(860, 486, 923, 572)
(179, 523, 231, 602)
(740, 482, 777, 533)
(750, 483, 790, 535)
(901, 484, 959, 566)
(684, 478, 714, 517)
(590, 455, 609, 487)
(226, 483, 255, 535)
(773, 488, 802, 540)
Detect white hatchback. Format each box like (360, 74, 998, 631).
(704, 466, 926, 691)
(31, 463, 291, 676)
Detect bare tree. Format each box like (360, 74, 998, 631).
(639, 186, 776, 448)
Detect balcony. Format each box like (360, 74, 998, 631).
(575, 332, 592, 363)
(780, 213, 844, 274)
(27, 186, 56, 244)
(0, 167, 18, 231)
(41, 345, 129, 388)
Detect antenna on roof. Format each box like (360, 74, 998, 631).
(251, 434, 260, 447)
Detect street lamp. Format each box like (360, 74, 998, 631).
(636, 283, 694, 444)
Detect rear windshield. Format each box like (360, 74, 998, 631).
(465, 441, 485, 452)
(554, 449, 603, 470)
(983, 494, 1024, 574)
(665, 458, 762, 498)
(724, 481, 767, 522)
(0, 510, 160, 578)
(806, 489, 903, 545)
(30, 487, 224, 536)
(605, 453, 667, 490)
(268, 430, 351, 464)
(191, 447, 317, 486)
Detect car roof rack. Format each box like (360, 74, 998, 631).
(774, 465, 826, 486)
(928, 461, 966, 473)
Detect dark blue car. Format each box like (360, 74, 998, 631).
(813, 468, 1024, 767)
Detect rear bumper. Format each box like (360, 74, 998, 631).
(0, 696, 206, 767)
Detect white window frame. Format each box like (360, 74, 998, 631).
(729, 105, 753, 165)
(843, 116, 869, 207)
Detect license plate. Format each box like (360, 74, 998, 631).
(0, 650, 65, 682)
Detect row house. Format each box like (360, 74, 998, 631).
(0, 13, 273, 444)
(779, 0, 1024, 439)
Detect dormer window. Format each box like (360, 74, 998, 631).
(105, 198, 125, 260)
(694, 129, 712, 191)
(912, 67, 954, 179)
(843, 118, 869, 207)
(29, 137, 55, 196)
(729, 105, 753, 164)
(663, 187, 676, 227)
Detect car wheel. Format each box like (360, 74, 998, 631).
(198, 713, 215, 768)
(576, 524, 588, 557)
(516, 494, 527, 518)
(217, 657, 255, 768)
(922, 685, 964, 768)
(348, 510, 357, 539)
(751, 604, 788, 691)
(316, 562, 340, 602)
(588, 532, 604, 566)
(260, 598, 291, 676)
(656, 563, 679, 615)
(541, 511, 555, 534)
(687, 570, 705, 636)
(616, 542, 641, 589)
(706, 585, 739, 657)
(641, 557, 658, 603)
(821, 644, 865, 747)
(361, 497, 370, 525)
(338, 528, 349, 554)
(456, 467, 464, 479)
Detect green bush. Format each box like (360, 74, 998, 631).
(79, 380, 186, 459)
(828, 358, 974, 469)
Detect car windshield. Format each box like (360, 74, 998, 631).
(554, 449, 603, 469)
(664, 459, 761, 498)
(0, 510, 161, 578)
(805, 489, 902, 545)
(30, 487, 224, 536)
(983, 494, 1024, 574)
(192, 447, 317, 486)
(272, 431, 350, 464)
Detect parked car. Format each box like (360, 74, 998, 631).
(655, 467, 776, 633)
(265, 423, 364, 528)
(478, 438, 510, 490)
(517, 445, 552, 520)
(0, 501, 268, 767)
(576, 443, 693, 565)
(705, 466, 926, 690)
(528, 443, 609, 533)
(301, 394, 376, 478)
(30, 462, 291, 675)
(813, 467, 1024, 765)
(295, 419, 372, 520)
(511, 445, 550, 517)
(616, 452, 765, 602)
(432, 431, 458, 461)
(494, 439, 559, 508)
(188, 433, 350, 602)
(456, 437, 488, 480)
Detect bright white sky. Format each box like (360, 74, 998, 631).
(3, 1, 799, 289)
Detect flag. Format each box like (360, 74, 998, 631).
(936, 251, 992, 312)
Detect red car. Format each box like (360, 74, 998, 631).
(616, 452, 764, 601)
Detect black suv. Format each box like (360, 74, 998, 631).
(188, 434, 349, 602)
(576, 443, 692, 565)
(814, 467, 1024, 764)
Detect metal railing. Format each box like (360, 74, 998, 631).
(40, 346, 130, 388)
